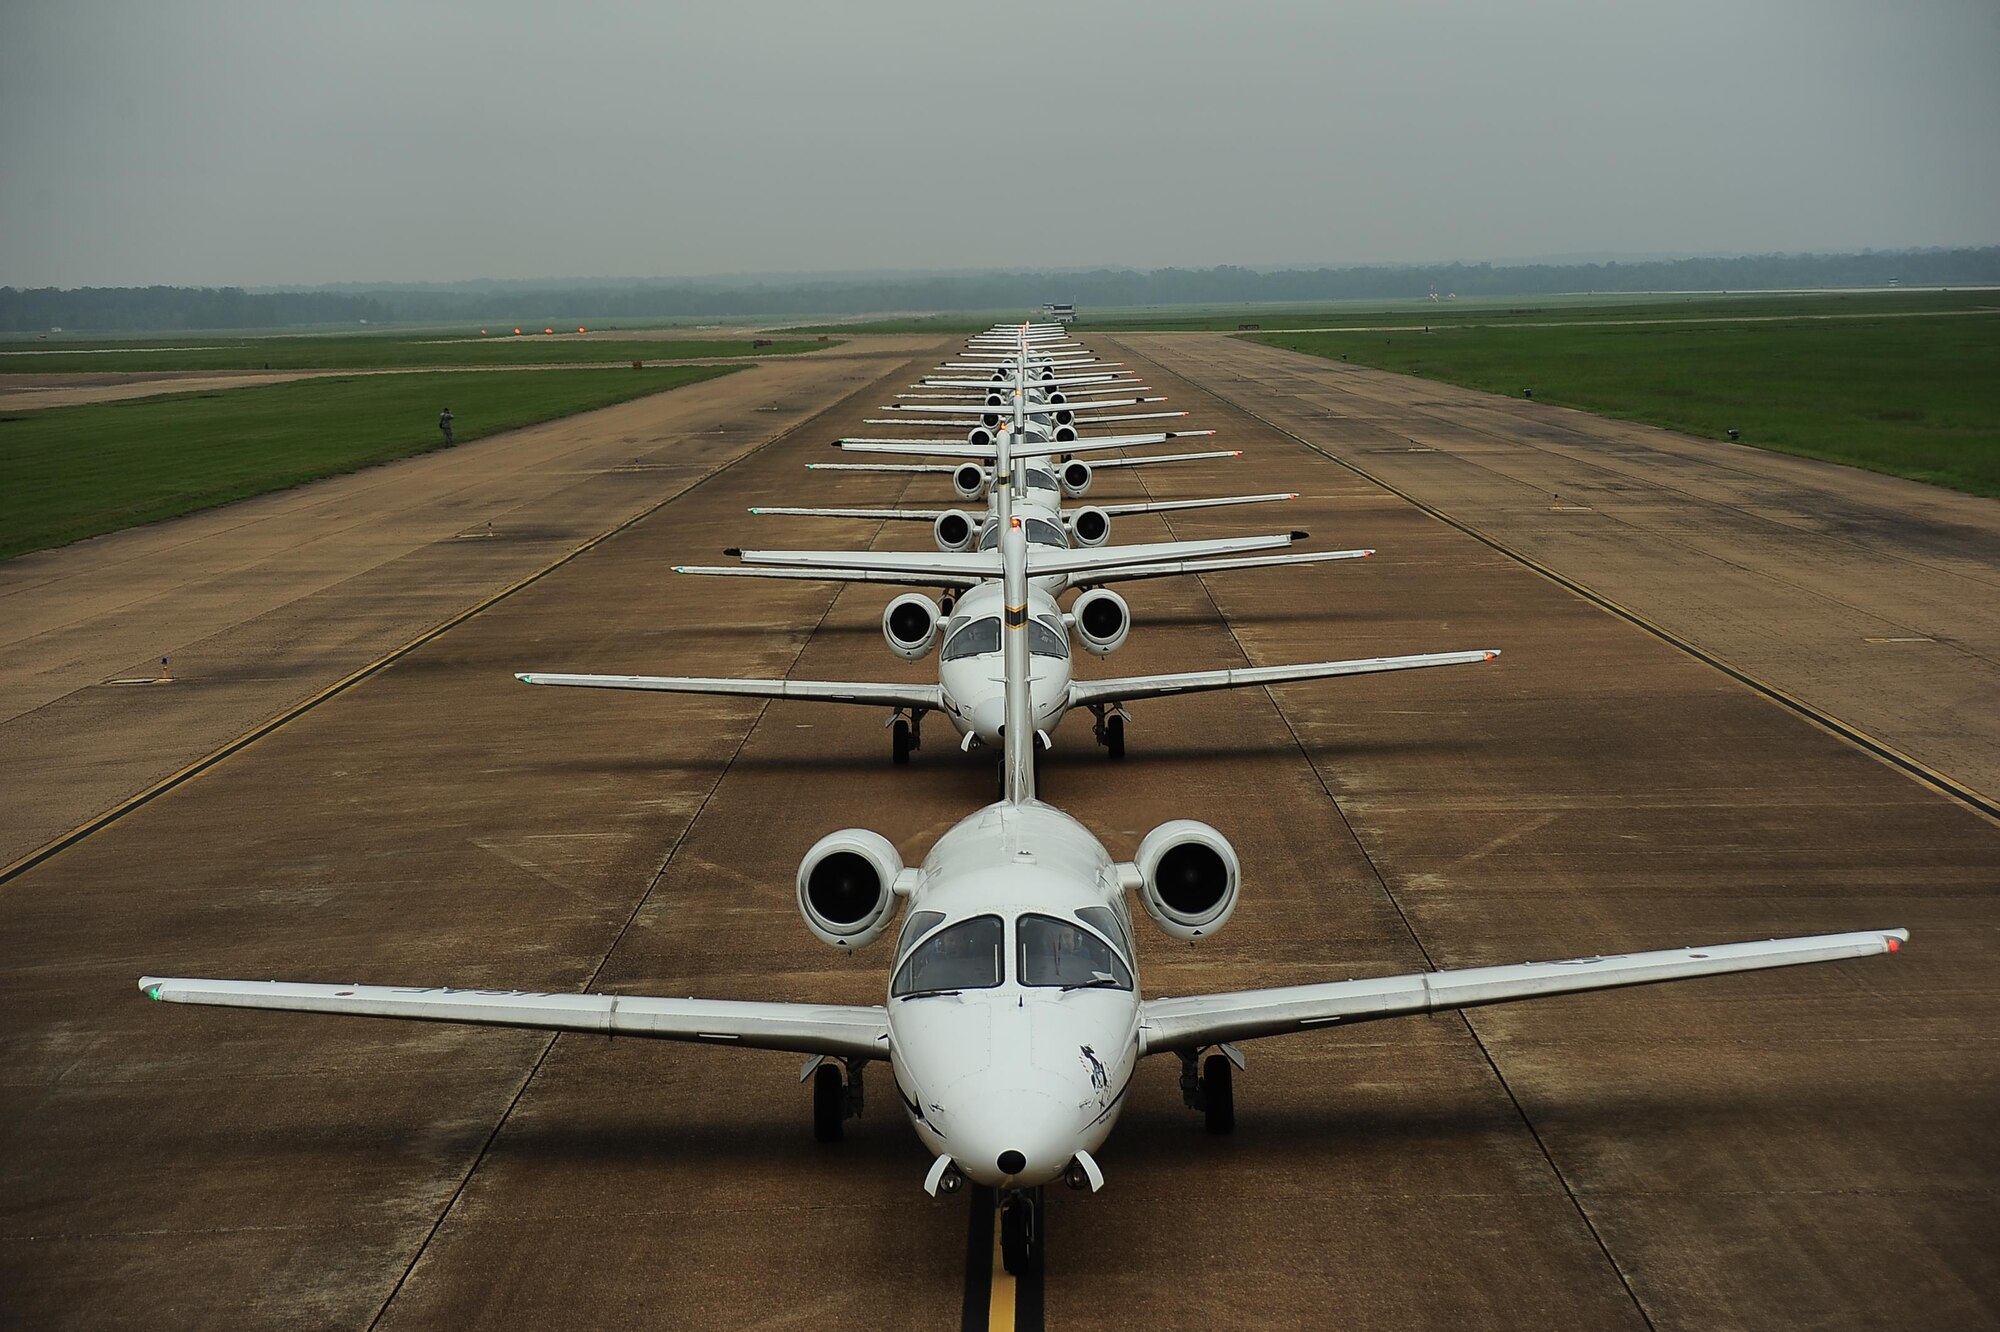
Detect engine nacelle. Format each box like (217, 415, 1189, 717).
(952, 462, 988, 500)
(1053, 425, 1078, 443)
(1133, 820, 1240, 941)
(798, 829, 903, 948)
(1072, 587, 1129, 656)
(933, 509, 976, 552)
(1043, 391, 1066, 405)
(1050, 406, 1075, 425)
(985, 393, 1006, 407)
(1069, 506, 1111, 548)
(967, 427, 994, 449)
(1059, 459, 1093, 497)
(883, 593, 941, 660)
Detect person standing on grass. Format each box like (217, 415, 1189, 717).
(438, 406, 454, 445)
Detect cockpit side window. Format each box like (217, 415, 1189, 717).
(1026, 469, 1058, 494)
(1017, 913, 1135, 991)
(896, 909, 946, 957)
(1028, 617, 1069, 659)
(892, 914, 1005, 997)
(1075, 906, 1133, 960)
(941, 616, 1001, 661)
(1026, 518, 1067, 548)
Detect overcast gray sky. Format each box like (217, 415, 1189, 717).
(3, 0, 1996, 288)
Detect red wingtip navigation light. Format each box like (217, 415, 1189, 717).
(1887, 936, 1901, 952)
(544, 327, 554, 335)
(578, 326, 586, 334)
(514, 327, 522, 335)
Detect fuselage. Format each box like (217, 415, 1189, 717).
(884, 797, 1142, 1189)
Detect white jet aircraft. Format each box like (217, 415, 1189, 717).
(139, 476, 1908, 1275)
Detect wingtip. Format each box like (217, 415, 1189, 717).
(723, 548, 743, 558)
(1290, 530, 1310, 540)
(1483, 651, 1500, 661)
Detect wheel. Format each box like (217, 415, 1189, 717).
(812, 1062, 845, 1143)
(1104, 714, 1126, 761)
(1203, 1053, 1235, 1135)
(891, 718, 913, 766)
(1000, 1193, 1037, 1275)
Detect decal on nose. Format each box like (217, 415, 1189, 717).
(997, 1150, 1026, 1177)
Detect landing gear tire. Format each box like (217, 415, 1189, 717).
(891, 718, 913, 766)
(1203, 1053, 1235, 1135)
(812, 1063, 846, 1143)
(1105, 714, 1125, 761)
(1000, 1191, 1039, 1276)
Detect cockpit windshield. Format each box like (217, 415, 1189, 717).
(941, 616, 1000, 661)
(1016, 913, 1135, 991)
(892, 914, 1005, 997)
(941, 614, 1067, 661)
(1026, 469, 1059, 494)
(977, 518, 1067, 551)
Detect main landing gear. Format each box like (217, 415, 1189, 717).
(1179, 1046, 1239, 1134)
(1088, 704, 1128, 760)
(808, 1058, 864, 1143)
(889, 710, 924, 766)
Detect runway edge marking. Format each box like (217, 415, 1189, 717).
(1172, 348, 2000, 828)
(0, 352, 927, 889)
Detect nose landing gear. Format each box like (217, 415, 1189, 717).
(806, 1057, 864, 1143)
(1000, 1187, 1043, 1277)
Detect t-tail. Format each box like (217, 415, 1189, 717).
(999, 487, 1036, 804)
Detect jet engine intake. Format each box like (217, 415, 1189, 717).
(967, 427, 994, 449)
(1072, 588, 1129, 656)
(883, 593, 941, 660)
(1134, 820, 1240, 941)
(797, 829, 903, 948)
(1053, 425, 1078, 443)
(1069, 507, 1111, 548)
(1059, 459, 1093, 497)
(933, 510, 977, 552)
(953, 463, 988, 500)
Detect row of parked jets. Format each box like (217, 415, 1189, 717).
(141, 323, 1906, 1277)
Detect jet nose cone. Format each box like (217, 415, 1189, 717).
(951, 1083, 1079, 1188)
(969, 695, 1005, 745)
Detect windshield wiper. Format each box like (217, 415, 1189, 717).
(1060, 973, 1124, 993)
(902, 989, 962, 1001)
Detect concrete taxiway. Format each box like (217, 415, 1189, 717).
(0, 335, 1993, 1330)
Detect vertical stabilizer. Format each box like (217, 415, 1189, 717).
(999, 491, 1036, 804)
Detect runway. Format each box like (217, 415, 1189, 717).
(1, 333, 1992, 1329)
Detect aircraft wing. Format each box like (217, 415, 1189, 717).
(1060, 548, 1372, 588)
(806, 462, 960, 474)
(1026, 532, 1305, 577)
(140, 977, 889, 1061)
(1068, 649, 1496, 709)
(750, 505, 944, 521)
(878, 398, 1159, 416)
(834, 431, 1214, 460)
(1094, 492, 1295, 518)
(1137, 930, 1906, 1055)
(518, 672, 945, 711)
(676, 564, 985, 590)
(728, 547, 1000, 578)
(1087, 450, 1241, 470)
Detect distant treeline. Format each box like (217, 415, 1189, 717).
(7, 247, 1997, 332)
(1, 286, 392, 333)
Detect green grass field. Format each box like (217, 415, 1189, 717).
(777, 289, 1996, 335)
(1249, 311, 2000, 497)
(0, 333, 832, 375)
(0, 364, 738, 560)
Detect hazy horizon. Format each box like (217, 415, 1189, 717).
(5, 0, 1996, 289)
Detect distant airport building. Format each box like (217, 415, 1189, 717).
(1041, 302, 1076, 324)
